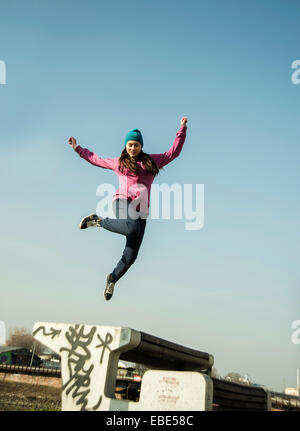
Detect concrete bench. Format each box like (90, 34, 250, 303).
(32, 322, 214, 411)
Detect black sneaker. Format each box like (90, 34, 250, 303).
(104, 274, 115, 301)
(79, 213, 101, 229)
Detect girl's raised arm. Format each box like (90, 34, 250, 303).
(149, 117, 187, 169)
(68, 137, 117, 170)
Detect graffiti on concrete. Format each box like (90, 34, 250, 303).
(96, 332, 113, 364)
(60, 324, 113, 411)
(33, 323, 114, 410)
(33, 325, 61, 339)
(60, 325, 96, 410)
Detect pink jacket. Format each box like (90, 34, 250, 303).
(75, 125, 187, 214)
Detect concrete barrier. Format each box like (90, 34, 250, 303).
(32, 322, 214, 411)
(212, 377, 271, 411)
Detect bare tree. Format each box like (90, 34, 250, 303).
(6, 327, 47, 355)
(224, 372, 244, 383)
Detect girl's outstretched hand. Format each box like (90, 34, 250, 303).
(68, 137, 77, 149)
(180, 117, 188, 127)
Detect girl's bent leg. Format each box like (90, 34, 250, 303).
(100, 217, 139, 237)
(111, 219, 146, 282)
(99, 198, 140, 236)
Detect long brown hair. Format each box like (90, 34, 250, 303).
(118, 149, 160, 176)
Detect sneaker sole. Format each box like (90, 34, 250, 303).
(104, 275, 115, 300)
(79, 213, 99, 230)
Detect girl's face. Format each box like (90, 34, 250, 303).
(126, 140, 142, 158)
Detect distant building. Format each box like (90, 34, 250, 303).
(39, 348, 61, 365)
(0, 346, 41, 366)
(285, 387, 299, 397)
(39, 348, 60, 359)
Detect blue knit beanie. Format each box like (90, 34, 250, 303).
(124, 129, 144, 148)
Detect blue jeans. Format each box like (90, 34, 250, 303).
(99, 198, 147, 282)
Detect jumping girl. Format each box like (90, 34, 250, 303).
(68, 116, 188, 301)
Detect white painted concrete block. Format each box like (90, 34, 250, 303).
(136, 370, 213, 411)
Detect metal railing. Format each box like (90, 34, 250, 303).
(0, 363, 61, 377)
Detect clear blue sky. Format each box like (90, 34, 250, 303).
(0, 0, 299, 392)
